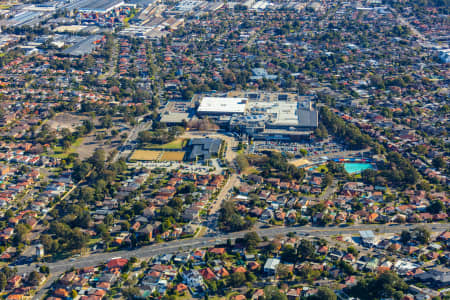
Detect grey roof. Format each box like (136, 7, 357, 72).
(359, 230, 375, 239)
(188, 138, 221, 160)
(264, 258, 280, 270)
(79, 0, 124, 12)
(297, 109, 318, 128)
(62, 35, 103, 56)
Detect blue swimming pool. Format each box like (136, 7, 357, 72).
(344, 163, 374, 174)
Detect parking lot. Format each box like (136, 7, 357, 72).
(248, 139, 347, 157)
(128, 160, 223, 175)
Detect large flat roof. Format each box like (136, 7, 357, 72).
(78, 0, 124, 12)
(198, 97, 247, 114)
(62, 35, 103, 56)
(359, 230, 375, 239)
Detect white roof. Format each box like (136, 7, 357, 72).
(198, 97, 247, 114)
(264, 258, 280, 270)
(359, 230, 375, 239)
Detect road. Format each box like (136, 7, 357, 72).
(317, 179, 338, 201)
(210, 173, 240, 215)
(112, 116, 153, 162)
(20, 222, 448, 298)
(202, 173, 241, 236)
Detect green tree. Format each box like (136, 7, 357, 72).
(13, 223, 30, 245)
(310, 287, 337, 300)
(28, 271, 41, 286)
(229, 271, 246, 287)
(281, 245, 297, 263)
(264, 286, 287, 300)
(427, 200, 445, 214)
(297, 239, 315, 261)
(349, 271, 408, 300)
(413, 226, 431, 244)
(0, 272, 6, 291)
(122, 287, 141, 299)
(432, 156, 445, 169)
(400, 230, 411, 244)
(101, 115, 113, 129)
(39, 265, 50, 275)
(240, 232, 261, 250)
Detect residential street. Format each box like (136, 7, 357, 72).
(18, 222, 448, 299)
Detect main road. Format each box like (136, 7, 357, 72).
(19, 223, 448, 282)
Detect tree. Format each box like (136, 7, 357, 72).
(281, 245, 297, 263)
(240, 232, 261, 250)
(39, 265, 50, 275)
(310, 287, 337, 300)
(219, 200, 254, 232)
(264, 286, 287, 300)
(72, 160, 92, 182)
(347, 246, 358, 257)
(13, 223, 30, 245)
(322, 173, 333, 187)
(413, 226, 431, 244)
(246, 272, 257, 282)
(427, 200, 445, 214)
(28, 271, 41, 286)
(432, 156, 445, 169)
(122, 287, 141, 299)
(101, 115, 113, 129)
(400, 230, 411, 244)
(89, 149, 106, 171)
(229, 271, 246, 287)
(297, 239, 315, 261)
(82, 119, 94, 133)
(276, 264, 292, 279)
(62, 140, 71, 151)
(348, 271, 408, 300)
(0, 273, 6, 291)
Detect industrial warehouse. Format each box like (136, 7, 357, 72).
(195, 92, 318, 141)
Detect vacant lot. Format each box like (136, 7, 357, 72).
(46, 113, 88, 132)
(160, 151, 185, 161)
(290, 158, 312, 167)
(130, 150, 162, 161)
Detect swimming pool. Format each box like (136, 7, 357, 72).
(344, 163, 374, 174)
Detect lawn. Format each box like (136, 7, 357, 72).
(160, 151, 185, 161)
(145, 138, 187, 150)
(316, 164, 328, 173)
(130, 150, 162, 161)
(50, 138, 84, 159)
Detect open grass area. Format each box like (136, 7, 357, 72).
(50, 138, 84, 159)
(130, 150, 162, 161)
(160, 151, 185, 161)
(316, 164, 328, 173)
(144, 138, 187, 150)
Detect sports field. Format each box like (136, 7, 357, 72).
(160, 151, 185, 161)
(130, 150, 162, 161)
(144, 139, 187, 150)
(130, 150, 185, 161)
